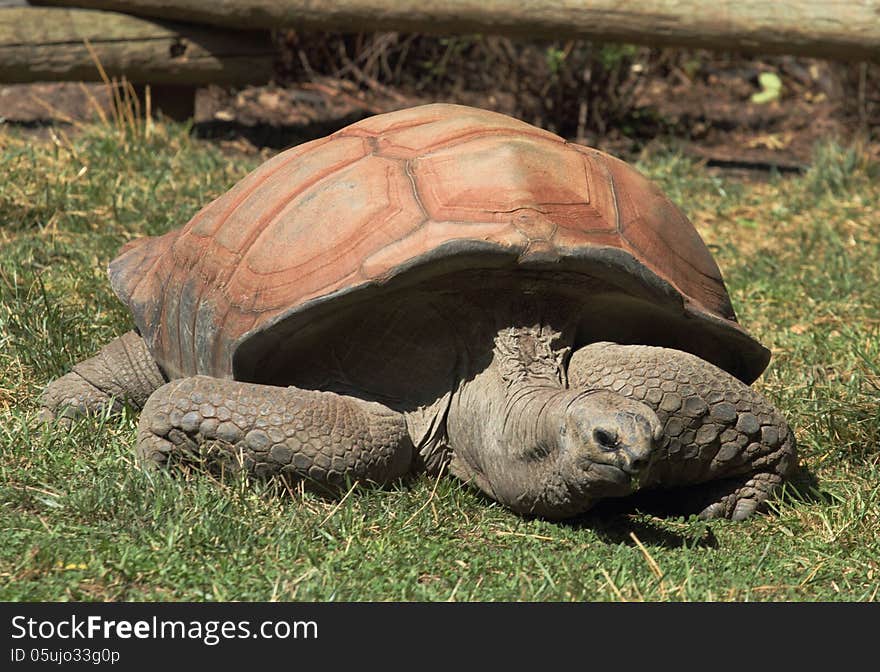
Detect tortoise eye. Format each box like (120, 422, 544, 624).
(593, 428, 618, 450)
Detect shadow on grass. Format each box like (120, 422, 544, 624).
(560, 464, 827, 550)
(575, 510, 720, 550)
(563, 498, 720, 550)
(775, 464, 835, 508)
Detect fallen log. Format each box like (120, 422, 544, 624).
(0, 7, 274, 85)
(30, 0, 880, 62)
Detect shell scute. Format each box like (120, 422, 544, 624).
(229, 155, 425, 311)
(411, 136, 589, 225)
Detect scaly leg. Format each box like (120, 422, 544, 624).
(137, 376, 414, 488)
(40, 330, 166, 423)
(568, 342, 797, 520)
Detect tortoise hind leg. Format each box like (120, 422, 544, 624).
(568, 342, 797, 520)
(137, 376, 414, 489)
(40, 330, 166, 424)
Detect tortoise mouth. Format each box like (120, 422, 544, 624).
(526, 462, 638, 520)
(577, 461, 640, 498)
(565, 462, 639, 508)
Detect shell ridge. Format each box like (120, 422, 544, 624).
(382, 127, 563, 160)
(403, 158, 430, 220)
(234, 179, 409, 304)
(167, 229, 208, 375)
(209, 301, 235, 376)
(338, 114, 437, 137)
(600, 154, 623, 234)
(187, 252, 211, 374)
(175, 267, 185, 375)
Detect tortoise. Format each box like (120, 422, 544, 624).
(41, 103, 796, 520)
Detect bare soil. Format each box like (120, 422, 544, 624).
(1, 35, 877, 170)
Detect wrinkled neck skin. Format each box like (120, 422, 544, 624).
(445, 307, 612, 518)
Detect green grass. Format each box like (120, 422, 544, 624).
(1, 121, 878, 602)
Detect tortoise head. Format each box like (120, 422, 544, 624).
(449, 383, 664, 520)
(521, 390, 663, 519)
(562, 390, 663, 476)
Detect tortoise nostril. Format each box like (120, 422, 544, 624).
(593, 428, 618, 451)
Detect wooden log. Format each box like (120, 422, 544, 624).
(0, 7, 274, 85)
(30, 0, 880, 62)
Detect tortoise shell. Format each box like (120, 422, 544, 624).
(109, 104, 769, 384)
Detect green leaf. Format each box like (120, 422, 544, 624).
(751, 71, 783, 104)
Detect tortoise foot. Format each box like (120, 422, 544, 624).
(40, 331, 165, 423)
(697, 471, 785, 520)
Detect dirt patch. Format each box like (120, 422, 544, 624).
(1, 34, 877, 168)
(0, 82, 111, 127)
(636, 57, 869, 170)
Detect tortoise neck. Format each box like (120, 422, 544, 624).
(446, 319, 577, 500)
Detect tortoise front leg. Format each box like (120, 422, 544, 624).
(40, 330, 166, 423)
(137, 376, 414, 488)
(568, 342, 797, 520)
